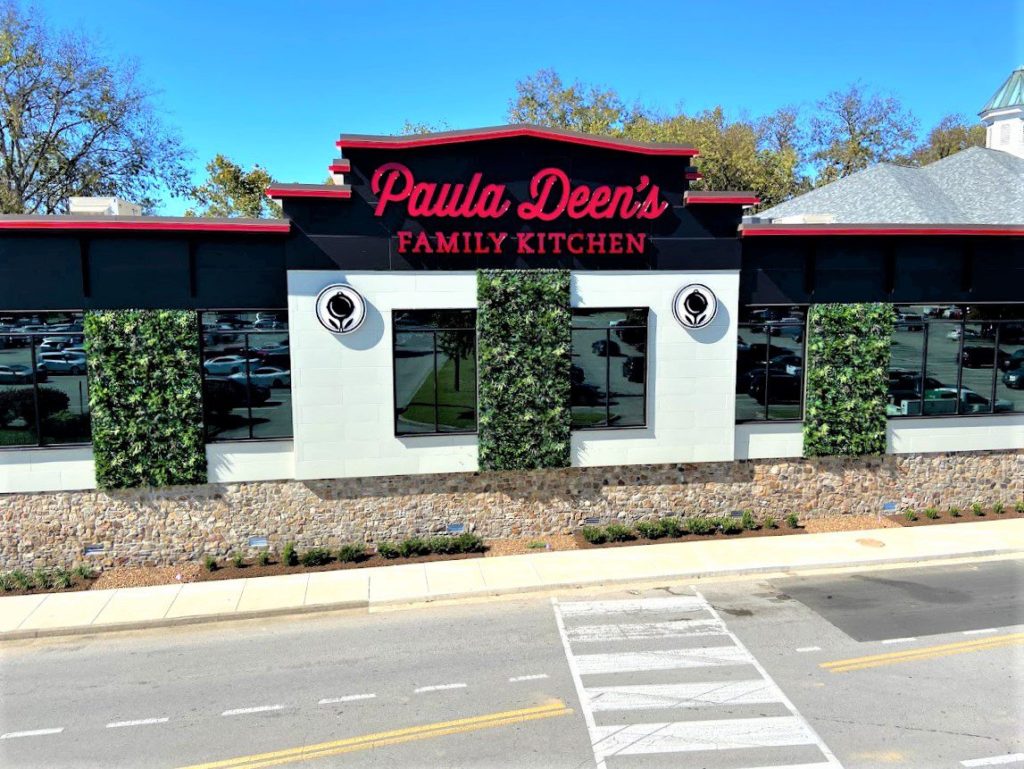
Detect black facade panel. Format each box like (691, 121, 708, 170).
(0, 236, 83, 310)
(813, 244, 888, 303)
(740, 241, 808, 304)
(193, 239, 287, 308)
(87, 238, 191, 308)
(972, 239, 1024, 303)
(891, 239, 972, 303)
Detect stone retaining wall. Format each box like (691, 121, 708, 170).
(1, 450, 1021, 569)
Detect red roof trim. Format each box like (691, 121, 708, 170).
(741, 225, 1024, 237)
(327, 159, 351, 173)
(336, 125, 699, 157)
(0, 218, 290, 233)
(265, 186, 352, 199)
(685, 192, 760, 206)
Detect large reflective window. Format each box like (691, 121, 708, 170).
(199, 311, 291, 441)
(571, 309, 647, 429)
(735, 306, 806, 422)
(394, 311, 477, 435)
(890, 305, 1023, 418)
(0, 312, 90, 446)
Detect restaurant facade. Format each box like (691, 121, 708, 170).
(0, 124, 1021, 568)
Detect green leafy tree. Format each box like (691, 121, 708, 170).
(905, 113, 986, 166)
(810, 83, 918, 184)
(506, 69, 807, 207)
(186, 154, 281, 218)
(0, 2, 190, 213)
(508, 68, 629, 135)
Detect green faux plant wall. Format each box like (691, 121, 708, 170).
(85, 310, 207, 488)
(477, 270, 571, 471)
(803, 303, 896, 457)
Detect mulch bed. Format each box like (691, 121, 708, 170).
(1, 575, 97, 597)
(573, 525, 807, 550)
(195, 550, 485, 582)
(888, 507, 1024, 527)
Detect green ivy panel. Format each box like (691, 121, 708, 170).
(803, 303, 896, 457)
(85, 310, 207, 488)
(477, 270, 571, 471)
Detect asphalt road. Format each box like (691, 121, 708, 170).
(1, 558, 1022, 769)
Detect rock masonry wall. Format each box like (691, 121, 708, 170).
(1, 450, 1020, 569)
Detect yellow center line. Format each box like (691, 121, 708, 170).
(175, 700, 572, 769)
(821, 632, 1024, 673)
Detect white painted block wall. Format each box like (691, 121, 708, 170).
(287, 271, 479, 480)
(571, 271, 740, 466)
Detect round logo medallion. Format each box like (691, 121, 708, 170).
(315, 284, 366, 334)
(673, 284, 718, 329)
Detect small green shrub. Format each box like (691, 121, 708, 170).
(660, 516, 686, 537)
(763, 515, 777, 530)
(993, 501, 1005, 515)
(231, 552, 245, 568)
(903, 509, 918, 522)
(949, 506, 962, 518)
(526, 540, 548, 550)
(635, 520, 666, 540)
(377, 542, 400, 559)
(687, 516, 714, 535)
(971, 502, 985, 517)
(51, 567, 72, 590)
(1015, 500, 1024, 514)
(0, 572, 14, 591)
(203, 555, 218, 572)
(719, 517, 743, 534)
(282, 541, 298, 566)
(338, 544, 367, 563)
(72, 564, 95, 580)
(740, 510, 758, 531)
(785, 512, 800, 529)
(257, 550, 271, 566)
(300, 548, 332, 567)
(428, 536, 457, 555)
(10, 569, 33, 590)
(923, 507, 940, 519)
(604, 523, 635, 542)
(398, 537, 431, 558)
(581, 526, 608, 545)
(452, 532, 485, 553)
(33, 568, 53, 589)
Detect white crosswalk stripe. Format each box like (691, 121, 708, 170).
(552, 591, 843, 769)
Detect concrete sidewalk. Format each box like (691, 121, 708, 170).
(3, 519, 1023, 640)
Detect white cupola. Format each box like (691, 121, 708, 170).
(979, 66, 1024, 158)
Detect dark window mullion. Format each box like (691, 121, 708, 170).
(955, 316, 967, 415)
(990, 323, 1000, 414)
(30, 337, 42, 447)
(244, 332, 254, 439)
(763, 328, 771, 421)
(605, 328, 612, 427)
(432, 330, 440, 433)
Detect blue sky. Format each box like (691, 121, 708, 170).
(38, 0, 1024, 214)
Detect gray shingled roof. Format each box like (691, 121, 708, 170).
(755, 147, 1024, 225)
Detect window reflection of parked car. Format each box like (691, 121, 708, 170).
(749, 373, 801, 406)
(768, 353, 803, 376)
(591, 339, 622, 357)
(254, 319, 286, 330)
(0, 364, 46, 383)
(1002, 368, 1024, 390)
(622, 356, 645, 383)
(926, 387, 1013, 413)
(37, 352, 87, 374)
(896, 312, 924, 331)
(946, 327, 979, 340)
(203, 355, 261, 375)
(203, 377, 270, 414)
(958, 346, 1011, 369)
(229, 367, 290, 388)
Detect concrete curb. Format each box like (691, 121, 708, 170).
(3, 547, 1019, 642)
